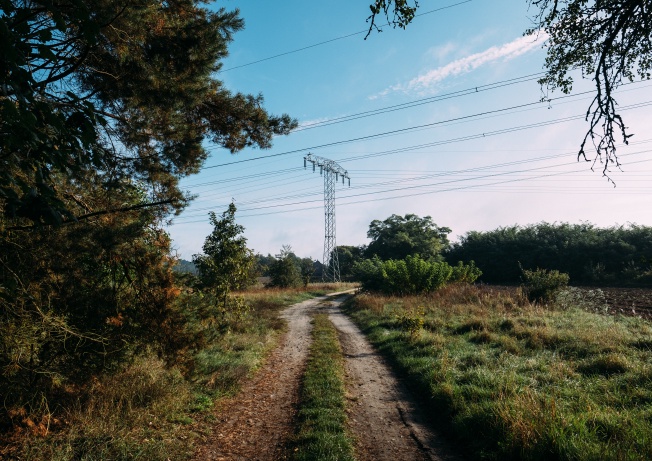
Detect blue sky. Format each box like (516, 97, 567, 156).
(167, 0, 652, 261)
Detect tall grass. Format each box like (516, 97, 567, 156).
(345, 285, 652, 461)
(3, 283, 351, 460)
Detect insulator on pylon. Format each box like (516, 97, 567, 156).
(304, 158, 306, 168)
(313, 163, 315, 172)
(348, 178, 350, 187)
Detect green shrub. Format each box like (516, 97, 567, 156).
(450, 260, 482, 283)
(352, 256, 385, 292)
(521, 267, 570, 304)
(353, 255, 479, 295)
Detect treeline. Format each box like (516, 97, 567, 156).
(336, 218, 652, 287)
(447, 222, 652, 286)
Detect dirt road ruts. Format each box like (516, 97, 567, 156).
(195, 291, 462, 461)
(195, 293, 351, 461)
(323, 296, 462, 461)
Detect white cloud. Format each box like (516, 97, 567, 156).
(426, 42, 457, 62)
(376, 32, 548, 97)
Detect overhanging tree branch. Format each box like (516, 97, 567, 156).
(5, 199, 174, 231)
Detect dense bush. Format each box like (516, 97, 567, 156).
(0, 211, 193, 427)
(521, 267, 570, 304)
(267, 245, 301, 287)
(353, 255, 480, 295)
(451, 260, 482, 283)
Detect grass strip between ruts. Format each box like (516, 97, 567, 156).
(291, 313, 355, 461)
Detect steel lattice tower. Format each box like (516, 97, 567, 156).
(304, 153, 350, 282)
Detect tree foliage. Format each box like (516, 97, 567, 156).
(299, 257, 316, 287)
(267, 245, 301, 288)
(447, 222, 652, 285)
(366, 213, 451, 261)
(333, 245, 366, 280)
(1, 0, 296, 224)
(0, 1, 296, 429)
(365, 0, 418, 38)
(193, 203, 257, 296)
(526, 0, 652, 177)
(365, 0, 652, 175)
(0, 188, 193, 418)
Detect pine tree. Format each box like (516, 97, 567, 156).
(193, 203, 257, 298)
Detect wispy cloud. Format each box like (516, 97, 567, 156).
(372, 32, 547, 98)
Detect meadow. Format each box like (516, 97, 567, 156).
(344, 284, 652, 460)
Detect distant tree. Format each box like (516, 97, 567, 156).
(299, 257, 316, 287)
(256, 253, 277, 276)
(365, 0, 652, 176)
(447, 222, 652, 285)
(366, 214, 451, 261)
(193, 203, 257, 298)
(174, 259, 198, 275)
(267, 245, 301, 288)
(333, 245, 366, 280)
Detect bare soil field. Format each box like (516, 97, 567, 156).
(599, 286, 652, 318)
(478, 284, 652, 319)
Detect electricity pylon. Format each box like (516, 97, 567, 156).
(304, 153, 350, 282)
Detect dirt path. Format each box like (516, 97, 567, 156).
(323, 296, 461, 461)
(195, 292, 462, 461)
(194, 295, 323, 461)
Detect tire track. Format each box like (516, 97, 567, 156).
(323, 296, 462, 461)
(195, 295, 325, 461)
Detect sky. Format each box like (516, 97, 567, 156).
(166, 0, 652, 262)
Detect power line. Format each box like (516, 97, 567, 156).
(219, 0, 473, 73)
(176, 133, 652, 221)
(171, 146, 652, 224)
(293, 73, 541, 132)
(175, 94, 652, 221)
(230, 154, 652, 219)
(200, 82, 649, 170)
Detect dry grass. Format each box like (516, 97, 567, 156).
(7, 356, 196, 461)
(2, 284, 348, 460)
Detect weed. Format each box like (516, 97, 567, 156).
(521, 267, 570, 304)
(396, 305, 425, 337)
